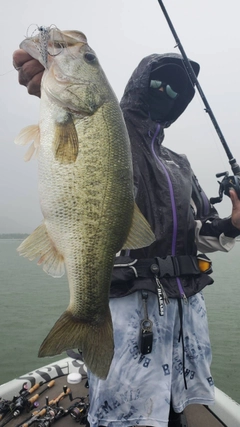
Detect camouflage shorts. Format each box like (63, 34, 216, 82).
(87, 291, 215, 427)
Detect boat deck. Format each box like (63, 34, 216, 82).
(1, 375, 225, 427)
(183, 404, 224, 426)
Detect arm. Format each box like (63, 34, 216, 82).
(13, 49, 44, 97)
(192, 174, 240, 253)
(199, 189, 240, 236)
(229, 189, 240, 230)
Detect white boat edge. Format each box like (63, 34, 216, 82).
(0, 357, 86, 400)
(0, 357, 240, 426)
(210, 387, 240, 426)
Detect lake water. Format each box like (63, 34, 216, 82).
(0, 239, 239, 403)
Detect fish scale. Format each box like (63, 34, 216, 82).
(15, 28, 155, 379)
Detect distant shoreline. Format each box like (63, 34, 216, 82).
(1, 233, 239, 241)
(0, 234, 29, 239)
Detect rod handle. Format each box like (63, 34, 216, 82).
(47, 380, 55, 388)
(28, 383, 40, 394)
(28, 394, 39, 404)
(22, 408, 47, 427)
(49, 387, 71, 405)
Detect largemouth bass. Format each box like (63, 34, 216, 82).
(15, 28, 155, 379)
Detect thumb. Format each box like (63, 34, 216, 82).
(229, 188, 239, 204)
(229, 189, 240, 230)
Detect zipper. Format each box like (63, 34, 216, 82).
(150, 124, 187, 302)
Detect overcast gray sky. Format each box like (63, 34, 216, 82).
(1, 0, 240, 233)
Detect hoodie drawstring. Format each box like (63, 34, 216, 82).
(150, 124, 187, 390)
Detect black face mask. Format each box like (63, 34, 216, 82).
(148, 87, 175, 122)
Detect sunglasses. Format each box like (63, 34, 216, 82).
(150, 80, 179, 99)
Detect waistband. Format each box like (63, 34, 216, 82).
(113, 254, 212, 279)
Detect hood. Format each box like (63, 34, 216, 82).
(120, 52, 200, 127)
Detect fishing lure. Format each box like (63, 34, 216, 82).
(38, 25, 51, 69)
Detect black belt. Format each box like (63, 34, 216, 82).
(114, 255, 201, 279)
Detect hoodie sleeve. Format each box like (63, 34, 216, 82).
(191, 173, 240, 253)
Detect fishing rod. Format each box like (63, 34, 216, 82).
(157, 0, 240, 204)
(0, 382, 42, 426)
(0, 381, 56, 427)
(16, 385, 89, 427)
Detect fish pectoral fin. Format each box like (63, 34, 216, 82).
(14, 125, 40, 162)
(122, 202, 156, 250)
(15, 124, 40, 146)
(54, 115, 79, 164)
(38, 309, 114, 380)
(17, 223, 65, 278)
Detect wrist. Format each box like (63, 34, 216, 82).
(223, 217, 240, 238)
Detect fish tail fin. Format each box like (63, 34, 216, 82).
(38, 309, 114, 379)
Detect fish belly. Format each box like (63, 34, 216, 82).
(36, 100, 134, 378)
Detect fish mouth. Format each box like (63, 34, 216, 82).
(20, 27, 88, 69)
(50, 61, 86, 84)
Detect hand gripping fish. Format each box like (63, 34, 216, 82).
(15, 28, 155, 379)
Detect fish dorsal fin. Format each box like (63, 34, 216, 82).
(17, 223, 65, 278)
(14, 124, 40, 162)
(122, 202, 155, 250)
(54, 114, 79, 164)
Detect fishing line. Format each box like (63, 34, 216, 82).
(24, 24, 65, 69)
(0, 69, 15, 77)
(177, 52, 228, 168)
(157, 0, 239, 168)
(26, 23, 41, 38)
(161, 33, 229, 174)
(176, 53, 226, 167)
(157, 0, 240, 203)
(192, 84, 228, 170)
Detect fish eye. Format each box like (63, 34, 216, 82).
(84, 52, 96, 63)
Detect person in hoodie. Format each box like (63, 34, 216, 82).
(13, 48, 240, 427)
